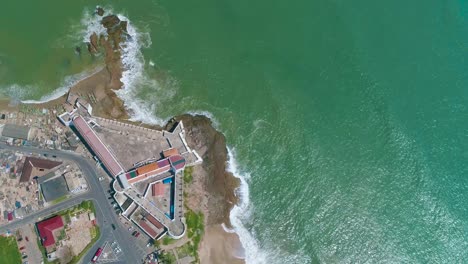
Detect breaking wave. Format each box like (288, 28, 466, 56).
(227, 148, 267, 264)
(21, 67, 102, 104)
(79, 7, 265, 264)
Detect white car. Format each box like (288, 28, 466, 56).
(98, 177, 105, 181)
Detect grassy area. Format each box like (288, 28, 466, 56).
(58, 200, 95, 217)
(158, 251, 176, 264)
(162, 236, 176, 245)
(69, 225, 101, 264)
(89, 226, 99, 239)
(183, 167, 193, 184)
(52, 195, 69, 205)
(184, 209, 205, 261)
(57, 229, 66, 241)
(0, 236, 21, 264)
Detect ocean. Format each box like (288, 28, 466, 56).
(1, 1, 468, 263)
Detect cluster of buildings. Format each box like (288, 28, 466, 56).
(0, 149, 86, 224)
(58, 92, 202, 240)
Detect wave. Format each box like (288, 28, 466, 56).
(114, 13, 167, 126)
(80, 7, 108, 43)
(227, 147, 267, 264)
(21, 67, 102, 104)
(186, 110, 221, 130)
(79, 7, 266, 264)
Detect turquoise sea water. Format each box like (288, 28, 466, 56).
(1, 1, 468, 263)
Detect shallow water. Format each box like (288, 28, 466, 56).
(1, 1, 468, 263)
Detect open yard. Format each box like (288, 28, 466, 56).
(0, 236, 21, 264)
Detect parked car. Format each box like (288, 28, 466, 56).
(22, 255, 28, 259)
(132, 231, 137, 236)
(135, 232, 140, 238)
(19, 246, 25, 250)
(25, 236, 29, 242)
(111, 224, 116, 230)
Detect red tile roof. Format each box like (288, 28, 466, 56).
(162, 148, 179, 158)
(145, 214, 164, 229)
(37, 215, 64, 247)
(169, 155, 186, 171)
(152, 183, 165, 197)
(138, 220, 158, 238)
(73, 116, 124, 177)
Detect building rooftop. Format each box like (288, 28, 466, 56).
(20, 157, 62, 183)
(151, 183, 165, 197)
(36, 215, 64, 247)
(162, 148, 179, 158)
(1, 124, 31, 140)
(40, 175, 69, 202)
(72, 116, 124, 177)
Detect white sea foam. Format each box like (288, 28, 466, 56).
(79, 9, 266, 263)
(113, 14, 167, 125)
(2, 84, 34, 102)
(227, 147, 266, 264)
(186, 110, 221, 129)
(21, 68, 102, 104)
(80, 8, 108, 43)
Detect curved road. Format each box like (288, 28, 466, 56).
(0, 144, 143, 264)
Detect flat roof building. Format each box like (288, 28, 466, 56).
(40, 175, 69, 202)
(152, 182, 165, 197)
(2, 124, 31, 140)
(72, 116, 124, 177)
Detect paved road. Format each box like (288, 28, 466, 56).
(0, 144, 144, 264)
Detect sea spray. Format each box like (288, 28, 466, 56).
(114, 14, 166, 125)
(80, 8, 267, 264)
(21, 67, 103, 104)
(227, 147, 267, 264)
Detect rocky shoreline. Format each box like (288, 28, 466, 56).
(20, 8, 245, 264)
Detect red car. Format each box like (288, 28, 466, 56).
(19, 246, 25, 250)
(25, 236, 29, 242)
(135, 232, 140, 237)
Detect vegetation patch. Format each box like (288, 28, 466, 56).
(162, 236, 176, 245)
(0, 236, 21, 264)
(52, 195, 69, 205)
(183, 166, 193, 184)
(58, 200, 95, 217)
(184, 209, 204, 261)
(158, 250, 176, 264)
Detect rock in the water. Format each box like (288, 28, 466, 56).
(87, 43, 96, 54)
(96, 6, 105, 16)
(101, 15, 121, 30)
(87, 32, 99, 54)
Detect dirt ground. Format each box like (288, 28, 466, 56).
(57, 213, 93, 261)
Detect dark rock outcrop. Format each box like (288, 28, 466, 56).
(96, 6, 105, 16)
(173, 114, 240, 227)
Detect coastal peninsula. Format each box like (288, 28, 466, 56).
(0, 8, 244, 264)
